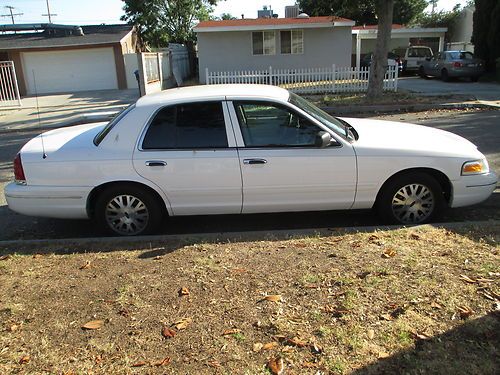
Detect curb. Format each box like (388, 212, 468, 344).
(0, 219, 497, 249)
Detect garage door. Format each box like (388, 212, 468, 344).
(23, 47, 118, 94)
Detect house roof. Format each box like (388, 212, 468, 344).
(353, 24, 405, 30)
(194, 16, 355, 32)
(352, 24, 447, 36)
(0, 24, 133, 51)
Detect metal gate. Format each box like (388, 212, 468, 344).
(0, 61, 22, 108)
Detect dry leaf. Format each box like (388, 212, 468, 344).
(263, 295, 282, 303)
(459, 274, 476, 284)
(378, 352, 390, 359)
(19, 355, 30, 364)
(79, 261, 91, 270)
(232, 268, 247, 273)
(262, 341, 279, 350)
(162, 327, 177, 339)
(380, 314, 393, 321)
(9, 324, 18, 332)
(131, 361, 147, 367)
(430, 301, 442, 309)
(253, 342, 263, 352)
(285, 337, 307, 347)
(81, 320, 104, 330)
(413, 332, 431, 340)
(367, 329, 375, 340)
(222, 328, 241, 336)
(458, 306, 473, 319)
(267, 356, 284, 375)
(476, 278, 495, 283)
(310, 342, 323, 354)
(409, 233, 420, 240)
(382, 248, 397, 258)
(153, 357, 171, 366)
(0, 255, 11, 261)
(178, 287, 190, 297)
(207, 360, 221, 368)
(302, 361, 319, 368)
(173, 317, 192, 330)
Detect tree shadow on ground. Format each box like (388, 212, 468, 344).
(352, 312, 499, 375)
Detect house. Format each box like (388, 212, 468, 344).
(0, 24, 138, 95)
(194, 15, 355, 84)
(352, 24, 447, 68)
(448, 5, 474, 52)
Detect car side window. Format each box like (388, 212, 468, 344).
(233, 101, 321, 148)
(142, 102, 228, 149)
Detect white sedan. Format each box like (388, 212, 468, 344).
(5, 85, 497, 236)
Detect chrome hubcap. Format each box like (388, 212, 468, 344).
(391, 183, 434, 224)
(105, 195, 149, 235)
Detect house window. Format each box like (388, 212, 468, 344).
(252, 31, 276, 55)
(280, 30, 303, 54)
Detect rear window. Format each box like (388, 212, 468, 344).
(449, 51, 474, 60)
(141, 101, 228, 149)
(94, 104, 135, 146)
(407, 47, 432, 58)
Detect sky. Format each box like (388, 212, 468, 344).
(0, 0, 464, 26)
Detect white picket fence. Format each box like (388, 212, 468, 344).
(0, 61, 22, 108)
(206, 64, 398, 94)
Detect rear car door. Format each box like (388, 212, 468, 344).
(228, 100, 357, 214)
(133, 101, 242, 215)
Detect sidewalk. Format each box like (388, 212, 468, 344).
(0, 89, 139, 132)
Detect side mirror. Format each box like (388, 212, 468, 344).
(315, 131, 332, 148)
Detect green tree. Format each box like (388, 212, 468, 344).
(121, 0, 219, 47)
(472, 0, 500, 71)
(220, 13, 236, 20)
(297, 0, 427, 25)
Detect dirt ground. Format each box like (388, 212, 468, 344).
(0, 224, 499, 374)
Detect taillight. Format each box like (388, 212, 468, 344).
(13, 153, 26, 183)
(453, 62, 463, 68)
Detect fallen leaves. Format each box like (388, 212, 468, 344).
(131, 361, 147, 367)
(459, 274, 477, 284)
(261, 294, 282, 303)
(457, 305, 474, 319)
(79, 261, 91, 270)
(173, 317, 192, 330)
(262, 341, 279, 350)
(267, 356, 284, 375)
(367, 329, 375, 340)
(19, 355, 30, 364)
(153, 357, 171, 366)
(162, 327, 177, 339)
(178, 287, 190, 297)
(221, 328, 241, 336)
(382, 248, 397, 258)
(81, 320, 104, 330)
(284, 337, 307, 348)
(430, 301, 443, 309)
(0, 255, 11, 261)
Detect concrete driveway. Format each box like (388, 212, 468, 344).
(398, 76, 500, 102)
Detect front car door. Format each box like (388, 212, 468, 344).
(227, 98, 357, 214)
(133, 100, 242, 215)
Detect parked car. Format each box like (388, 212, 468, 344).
(360, 52, 403, 72)
(5, 85, 497, 236)
(394, 46, 434, 74)
(419, 51, 485, 81)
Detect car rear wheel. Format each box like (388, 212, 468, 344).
(95, 185, 162, 236)
(440, 69, 450, 82)
(377, 173, 445, 225)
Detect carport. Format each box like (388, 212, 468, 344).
(352, 25, 448, 68)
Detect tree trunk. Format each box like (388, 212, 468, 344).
(366, 0, 395, 101)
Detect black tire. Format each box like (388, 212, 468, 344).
(376, 173, 445, 225)
(419, 66, 427, 79)
(95, 184, 163, 236)
(441, 69, 450, 82)
(470, 76, 479, 82)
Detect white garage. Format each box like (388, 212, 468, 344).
(22, 47, 118, 95)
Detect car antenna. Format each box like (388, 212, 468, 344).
(32, 70, 47, 159)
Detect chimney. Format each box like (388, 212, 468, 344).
(241, 14, 244, 19)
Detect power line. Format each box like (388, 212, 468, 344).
(1, 5, 24, 25)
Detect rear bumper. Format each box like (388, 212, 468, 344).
(450, 172, 498, 208)
(448, 67, 484, 77)
(4, 182, 90, 219)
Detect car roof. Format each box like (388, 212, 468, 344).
(136, 84, 290, 107)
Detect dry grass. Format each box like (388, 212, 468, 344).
(0, 224, 498, 374)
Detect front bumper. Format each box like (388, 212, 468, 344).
(450, 172, 498, 208)
(4, 182, 90, 219)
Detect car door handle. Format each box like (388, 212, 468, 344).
(243, 158, 267, 165)
(145, 160, 167, 167)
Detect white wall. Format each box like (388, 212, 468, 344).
(124, 53, 139, 89)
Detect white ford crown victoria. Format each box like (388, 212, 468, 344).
(5, 85, 497, 236)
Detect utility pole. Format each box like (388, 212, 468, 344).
(429, 0, 438, 15)
(1, 6, 23, 25)
(42, 0, 57, 23)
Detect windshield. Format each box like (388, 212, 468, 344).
(408, 47, 432, 58)
(449, 51, 474, 60)
(288, 93, 349, 139)
(93, 104, 135, 146)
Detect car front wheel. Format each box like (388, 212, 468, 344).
(95, 185, 162, 236)
(377, 173, 445, 225)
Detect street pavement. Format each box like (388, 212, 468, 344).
(398, 76, 500, 104)
(0, 107, 498, 241)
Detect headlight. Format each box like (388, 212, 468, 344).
(461, 159, 489, 175)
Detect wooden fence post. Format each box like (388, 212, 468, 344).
(205, 68, 209, 85)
